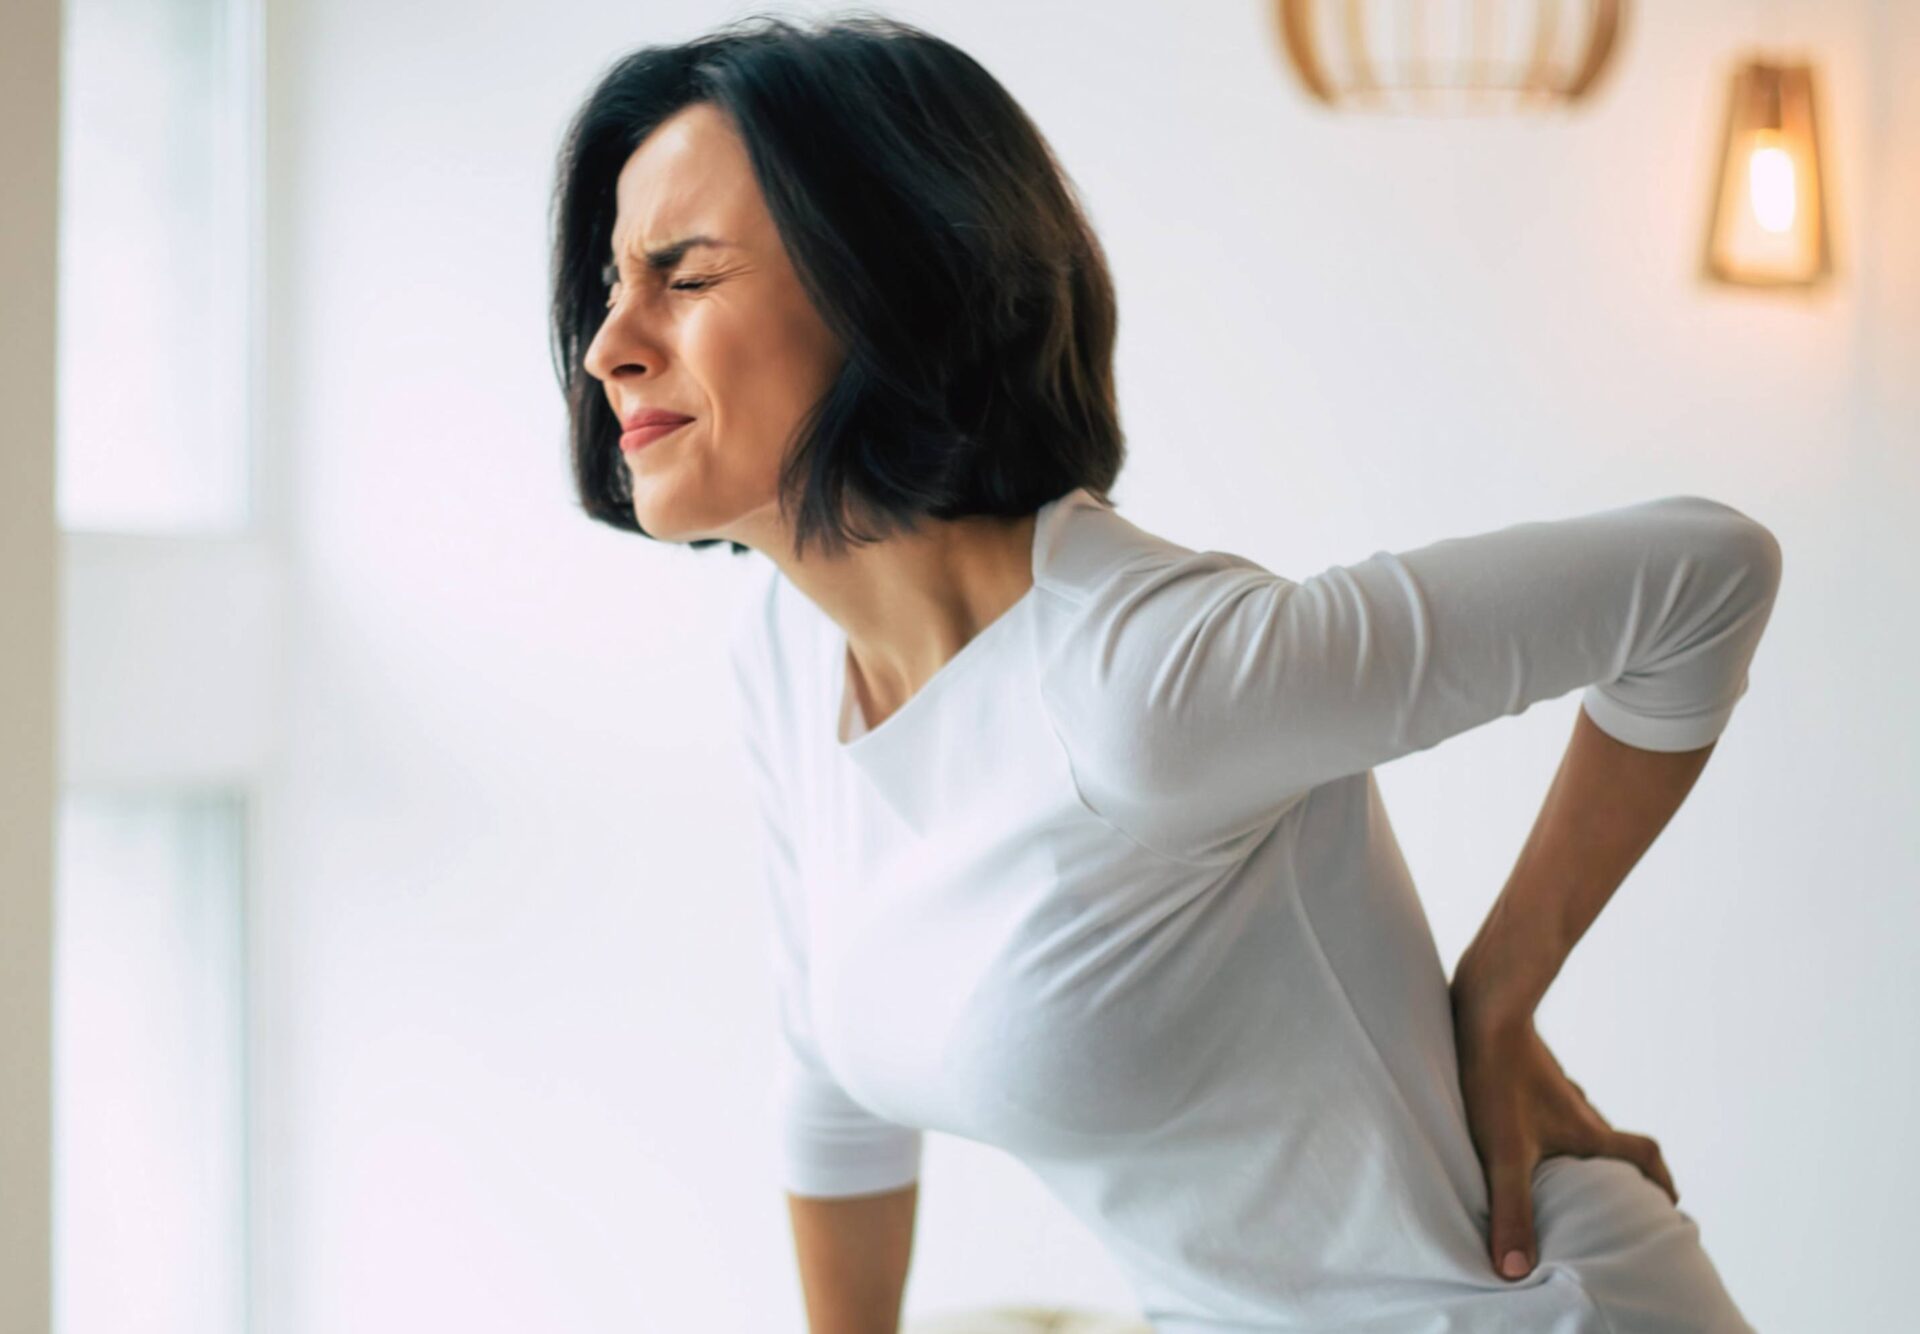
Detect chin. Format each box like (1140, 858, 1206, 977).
(628, 492, 711, 544)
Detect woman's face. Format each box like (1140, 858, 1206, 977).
(582, 101, 844, 548)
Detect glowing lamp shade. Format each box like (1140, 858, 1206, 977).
(1704, 59, 1832, 287)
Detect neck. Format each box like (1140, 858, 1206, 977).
(778, 508, 1039, 724)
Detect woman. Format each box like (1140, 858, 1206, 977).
(548, 14, 1777, 1333)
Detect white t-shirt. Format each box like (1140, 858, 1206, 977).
(726, 486, 1779, 1333)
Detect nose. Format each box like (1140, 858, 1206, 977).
(582, 303, 664, 387)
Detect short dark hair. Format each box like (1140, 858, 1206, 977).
(547, 10, 1126, 560)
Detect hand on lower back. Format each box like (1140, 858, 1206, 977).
(1448, 989, 1679, 1280)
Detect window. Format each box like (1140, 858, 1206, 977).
(57, 0, 260, 533)
(53, 0, 270, 1330)
(53, 794, 250, 1334)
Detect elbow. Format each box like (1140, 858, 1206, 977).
(1732, 513, 1784, 607)
(1677, 495, 1783, 606)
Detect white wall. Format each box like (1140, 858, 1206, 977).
(0, 1, 60, 1331)
(261, 2, 1919, 1331)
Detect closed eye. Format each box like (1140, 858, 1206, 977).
(599, 265, 713, 307)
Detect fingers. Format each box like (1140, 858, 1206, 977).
(1611, 1131, 1680, 1205)
(1486, 1153, 1538, 1280)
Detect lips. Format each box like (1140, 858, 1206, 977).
(619, 417, 692, 451)
(621, 408, 694, 431)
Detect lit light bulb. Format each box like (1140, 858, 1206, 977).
(1746, 134, 1797, 234)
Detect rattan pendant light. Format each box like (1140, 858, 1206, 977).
(1273, 0, 1626, 113)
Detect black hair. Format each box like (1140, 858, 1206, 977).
(547, 9, 1125, 560)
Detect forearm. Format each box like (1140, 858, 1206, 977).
(787, 1182, 918, 1334)
(1452, 705, 1717, 1022)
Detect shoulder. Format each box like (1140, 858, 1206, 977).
(1034, 496, 1301, 864)
(1036, 493, 1295, 687)
(1036, 489, 1229, 602)
(1037, 490, 1288, 630)
(727, 556, 816, 724)
(725, 557, 780, 679)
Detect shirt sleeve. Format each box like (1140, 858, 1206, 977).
(726, 584, 924, 1199)
(1047, 494, 1784, 867)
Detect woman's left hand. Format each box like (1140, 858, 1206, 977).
(1448, 982, 1679, 1281)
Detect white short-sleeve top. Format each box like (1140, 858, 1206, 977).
(725, 486, 1778, 1333)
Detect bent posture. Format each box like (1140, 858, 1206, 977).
(550, 15, 1778, 1333)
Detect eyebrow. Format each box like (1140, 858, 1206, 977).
(605, 234, 734, 278)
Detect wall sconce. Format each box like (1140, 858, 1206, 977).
(1703, 58, 1833, 287)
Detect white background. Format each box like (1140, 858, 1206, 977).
(245, 1, 1917, 1330)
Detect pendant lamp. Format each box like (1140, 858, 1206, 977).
(1702, 58, 1832, 287)
(1273, 0, 1625, 113)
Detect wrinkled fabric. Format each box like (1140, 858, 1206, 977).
(726, 486, 1777, 1332)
